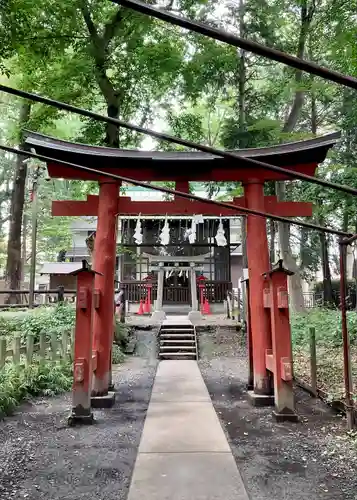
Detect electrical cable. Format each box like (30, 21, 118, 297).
(0, 142, 352, 238)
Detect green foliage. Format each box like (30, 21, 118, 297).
(113, 320, 130, 349)
(0, 0, 356, 281)
(0, 303, 75, 343)
(291, 309, 357, 348)
(0, 361, 72, 417)
(112, 344, 125, 364)
(221, 117, 283, 149)
(314, 280, 355, 295)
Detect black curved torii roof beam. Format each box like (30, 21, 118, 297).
(21, 129, 357, 197)
(24, 130, 340, 182)
(0, 86, 352, 195)
(0, 141, 351, 238)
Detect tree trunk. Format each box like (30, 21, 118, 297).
(21, 212, 28, 282)
(6, 102, 31, 302)
(311, 86, 317, 135)
(80, 1, 122, 148)
(282, 0, 315, 134)
(318, 223, 333, 305)
(276, 182, 306, 312)
(276, 1, 315, 312)
(299, 226, 309, 272)
(237, 0, 246, 148)
(342, 202, 350, 278)
(97, 66, 120, 147)
(85, 231, 96, 266)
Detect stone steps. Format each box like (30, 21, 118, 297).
(158, 320, 198, 360)
(161, 340, 196, 344)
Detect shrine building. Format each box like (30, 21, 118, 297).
(44, 184, 243, 310)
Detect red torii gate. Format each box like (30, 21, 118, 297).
(25, 131, 338, 412)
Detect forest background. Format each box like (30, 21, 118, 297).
(0, 0, 356, 310)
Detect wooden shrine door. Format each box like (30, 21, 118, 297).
(163, 269, 190, 304)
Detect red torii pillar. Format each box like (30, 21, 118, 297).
(68, 260, 96, 426)
(263, 260, 298, 421)
(244, 180, 274, 404)
(51, 181, 312, 408)
(91, 179, 120, 407)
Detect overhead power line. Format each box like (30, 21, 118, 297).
(0, 84, 355, 198)
(114, 0, 357, 90)
(0, 142, 351, 238)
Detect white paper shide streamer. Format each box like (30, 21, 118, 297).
(185, 216, 197, 244)
(160, 216, 170, 246)
(133, 215, 143, 245)
(215, 219, 227, 247)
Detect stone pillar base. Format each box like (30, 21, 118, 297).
(246, 391, 274, 407)
(91, 391, 116, 409)
(151, 310, 166, 322)
(188, 310, 203, 323)
(272, 410, 299, 423)
(68, 409, 94, 427)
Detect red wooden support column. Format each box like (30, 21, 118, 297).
(91, 179, 120, 407)
(244, 181, 274, 405)
(68, 260, 98, 426)
(264, 260, 298, 422)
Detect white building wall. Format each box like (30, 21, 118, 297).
(67, 186, 244, 285)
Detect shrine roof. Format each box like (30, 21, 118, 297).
(24, 130, 341, 182)
(39, 262, 83, 275)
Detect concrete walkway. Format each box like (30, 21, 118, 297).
(127, 360, 249, 500)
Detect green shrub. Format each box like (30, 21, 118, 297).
(0, 361, 72, 418)
(113, 320, 130, 349)
(0, 303, 75, 344)
(291, 308, 357, 348)
(112, 344, 125, 364)
(314, 279, 355, 294)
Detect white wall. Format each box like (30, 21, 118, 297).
(68, 186, 243, 260)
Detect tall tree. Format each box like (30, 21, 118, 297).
(6, 102, 31, 299)
(276, 0, 316, 312)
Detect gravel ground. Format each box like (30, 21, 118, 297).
(199, 329, 357, 500)
(0, 330, 157, 500)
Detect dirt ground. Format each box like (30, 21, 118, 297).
(0, 331, 158, 500)
(1, 326, 357, 499)
(198, 328, 357, 500)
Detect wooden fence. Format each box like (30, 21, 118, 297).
(0, 330, 73, 369)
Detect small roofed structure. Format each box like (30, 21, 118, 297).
(39, 262, 83, 291)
